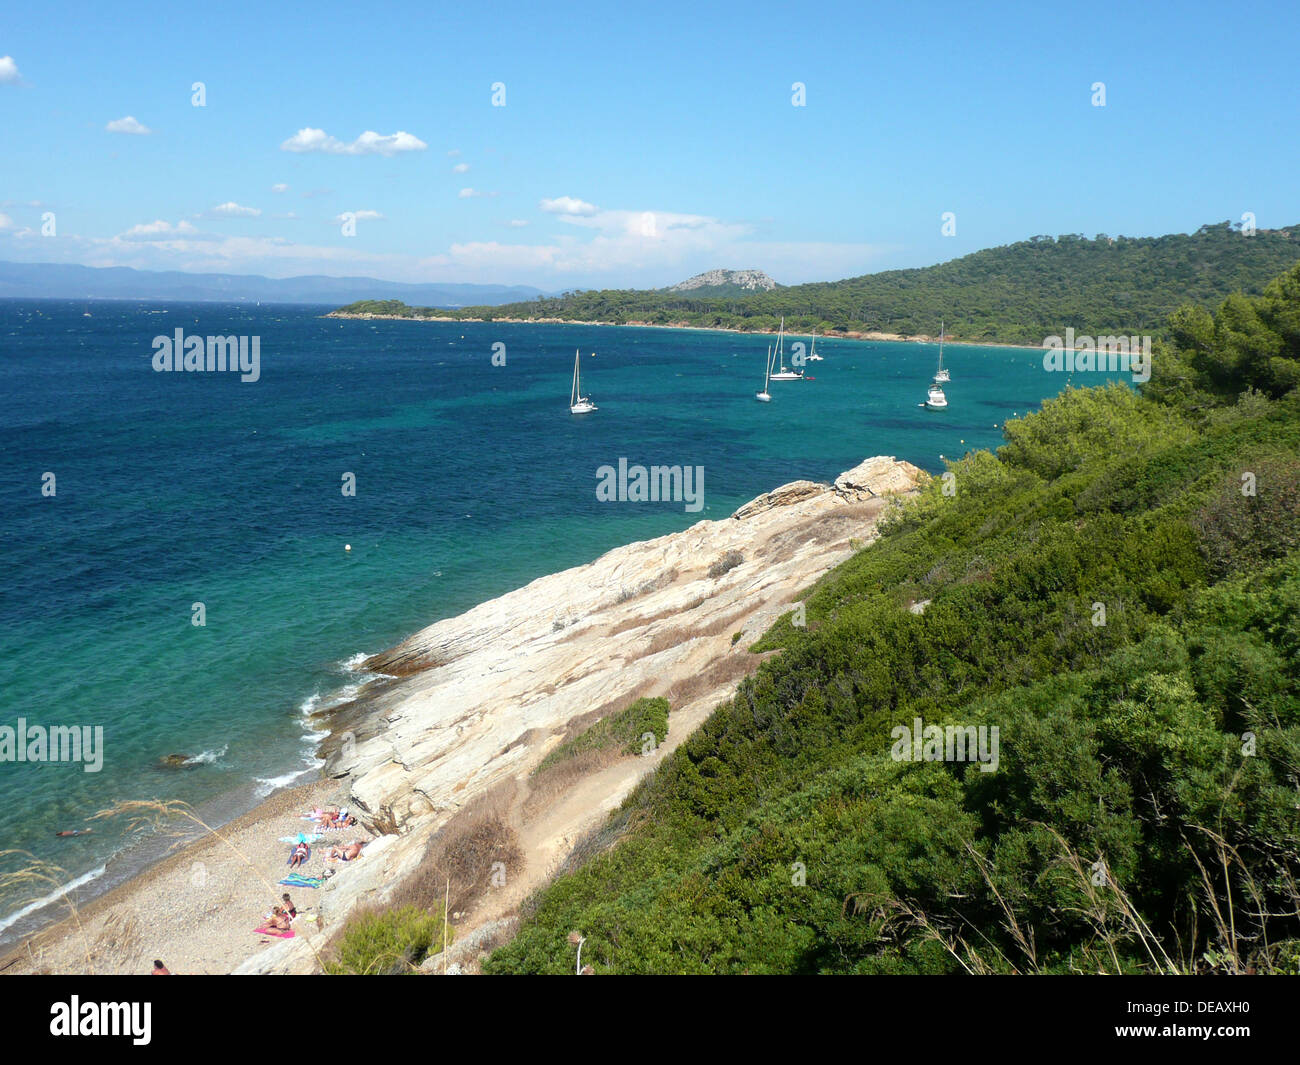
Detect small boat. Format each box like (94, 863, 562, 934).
(769, 317, 804, 380)
(807, 330, 823, 361)
(924, 382, 948, 410)
(756, 344, 773, 402)
(569, 349, 596, 414)
(934, 321, 950, 383)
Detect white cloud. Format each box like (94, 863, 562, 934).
(0, 197, 890, 290)
(271, 183, 289, 193)
(447, 148, 461, 157)
(119, 219, 201, 241)
(0, 56, 22, 85)
(459, 188, 482, 199)
(540, 196, 598, 217)
(506, 219, 529, 228)
(106, 115, 151, 135)
(280, 127, 427, 156)
(208, 202, 262, 218)
(0, 213, 13, 230)
(452, 162, 470, 173)
(333, 209, 384, 222)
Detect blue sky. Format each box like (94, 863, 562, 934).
(1, 0, 1296, 289)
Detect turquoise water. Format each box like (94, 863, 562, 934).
(0, 299, 1131, 938)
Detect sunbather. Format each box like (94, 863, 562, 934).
(288, 841, 310, 868)
(324, 840, 364, 862)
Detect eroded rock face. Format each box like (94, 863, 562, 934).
(336, 456, 924, 829)
(258, 456, 925, 971)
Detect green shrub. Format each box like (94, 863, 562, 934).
(535, 697, 670, 774)
(325, 905, 449, 975)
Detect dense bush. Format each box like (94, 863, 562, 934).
(325, 905, 449, 975)
(481, 266, 1300, 975)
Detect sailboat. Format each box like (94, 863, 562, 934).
(756, 345, 773, 402)
(807, 329, 823, 361)
(934, 321, 950, 383)
(569, 349, 597, 414)
(769, 317, 804, 381)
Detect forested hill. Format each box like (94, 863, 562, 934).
(335, 222, 1300, 345)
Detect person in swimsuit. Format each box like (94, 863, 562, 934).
(281, 893, 297, 919)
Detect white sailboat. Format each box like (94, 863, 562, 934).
(769, 316, 804, 381)
(756, 344, 773, 402)
(569, 349, 596, 414)
(808, 329, 823, 361)
(934, 321, 950, 383)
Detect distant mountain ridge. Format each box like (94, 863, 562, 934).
(666, 269, 778, 294)
(0, 260, 545, 307)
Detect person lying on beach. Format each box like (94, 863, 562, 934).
(288, 842, 310, 868)
(281, 893, 297, 919)
(323, 841, 365, 862)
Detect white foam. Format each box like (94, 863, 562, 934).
(0, 864, 107, 934)
(253, 764, 316, 797)
(183, 745, 229, 766)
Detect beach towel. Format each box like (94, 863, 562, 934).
(279, 874, 325, 889)
(254, 926, 296, 938)
(278, 833, 322, 844)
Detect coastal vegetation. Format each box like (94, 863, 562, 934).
(475, 263, 1300, 974)
(336, 222, 1300, 346)
(535, 697, 671, 774)
(325, 905, 448, 975)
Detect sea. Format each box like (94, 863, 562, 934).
(0, 298, 1133, 944)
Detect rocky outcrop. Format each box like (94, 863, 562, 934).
(256, 456, 925, 972)
(666, 269, 778, 293)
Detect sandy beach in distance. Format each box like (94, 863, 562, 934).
(324, 311, 1048, 350)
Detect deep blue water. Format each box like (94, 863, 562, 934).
(0, 298, 1130, 937)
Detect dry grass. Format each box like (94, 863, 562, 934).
(643, 607, 752, 658)
(390, 780, 522, 920)
(0, 849, 96, 973)
(664, 650, 762, 710)
(842, 822, 1300, 975)
(603, 596, 707, 639)
(522, 747, 621, 823)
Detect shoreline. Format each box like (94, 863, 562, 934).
(2, 777, 344, 975)
(323, 310, 1048, 350)
(5, 455, 926, 975)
